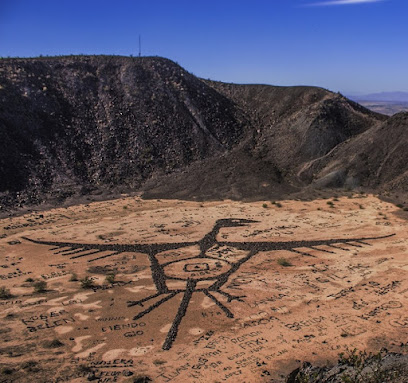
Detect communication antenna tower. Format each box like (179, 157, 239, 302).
(139, 35, 141, 57)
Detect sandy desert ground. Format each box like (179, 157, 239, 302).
(0, 194, 407, 382)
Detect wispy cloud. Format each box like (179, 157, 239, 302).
(307, 0, 386, 6)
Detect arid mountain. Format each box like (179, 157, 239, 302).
(143, 82, 386, 200)
(299, 112, 408, 191)
(0, 56, 247, 207)
(0, 55, 406, 209)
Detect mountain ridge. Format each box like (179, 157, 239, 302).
(0, 55, 406, 211)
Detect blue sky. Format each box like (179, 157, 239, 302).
(0, 0, 407, 93)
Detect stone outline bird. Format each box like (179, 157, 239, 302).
(23, 218, 394, 350)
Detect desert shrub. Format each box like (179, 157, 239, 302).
(33, 280, 47, 293)
(1, 367, 14, 375)
(43, 339, 64, 348)
(69, 273, 78, 281)
(0, 286, 11, 299)
(21, 360, 39, 372)
(338, 348, 402, 383)
(277, 258, 292, 267)
(80, 276, 94, 289)
(289, 348, 405, 383)
(133, 377, 152, 383)
(77, 365, 92, 373)
(295, 370, 319, 383)
(153, 359, 166, 366)
(105, 273, 116, 284)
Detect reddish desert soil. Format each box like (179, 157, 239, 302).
(0, 194, 407, 383)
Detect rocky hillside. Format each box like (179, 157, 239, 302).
(0, 55, 406, 209)
(0, 56, 247, 207)
(299, 112, 408, 191)
(206, 81, 385, 173)
(143, 81, 386, 200)
(285, 350, 408, 383)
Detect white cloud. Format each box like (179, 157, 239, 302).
(308, 0, 385, 6)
